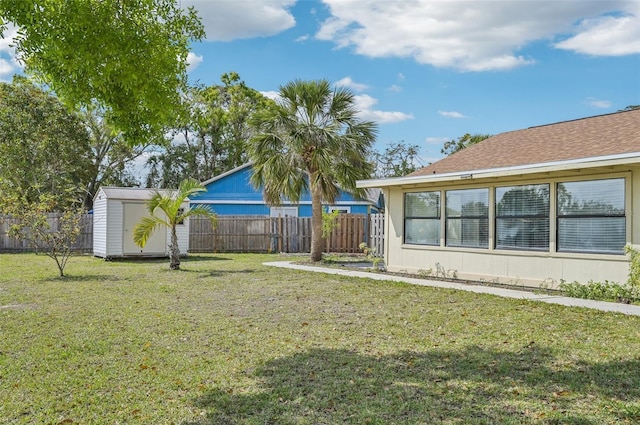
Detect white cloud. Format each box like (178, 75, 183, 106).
(0, 23, 18, 52)
(425, 137, 449, 145)
(0, 24, 21, 81)
(335, 76, 368, 92)
(186, 52, 203, 73)
(129, 151, 155, 182)
(438, 111, 467, 119)
(354, 94, 413, 124)
(260, 89, 411, 124)
(554, 14, 640, 56)
(0, 58, 15, 81)
(260, 90, 281, 101)
(587, 98, 613, 109)
(183, 0, 296, 41)
(387, 84, 402, 92)
(317, 0, 637, 71)
(295, 34, 310, 42)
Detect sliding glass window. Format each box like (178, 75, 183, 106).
(446, 188, 488, 248)
(404, 192, 440, 245)
(557, 178, 625, 254)
(495, 184, 549, 251)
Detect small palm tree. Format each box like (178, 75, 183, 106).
(249, 79, 377, 262)
(133, 178, 216, 270)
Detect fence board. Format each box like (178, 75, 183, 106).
(3, 213, 385, 256)
(369, 213, 384, 257)
(190, 214, 375, 254)
(0, 213, 93, 253)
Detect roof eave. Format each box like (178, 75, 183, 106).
(357, 152, 640, 188)
(200, 162, 253, 186)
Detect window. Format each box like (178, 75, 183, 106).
(328, 206, 351, 214)
(404, 191, 440, 245)
(177, 208, 185, 225)
(557, 178, 625, 254)
(495, 184, 549, 251)
(270, 207, 298, 217)
(446, 188, 488, 248)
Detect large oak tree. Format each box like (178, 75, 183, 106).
(0, 77, 91, 207)
(0, 0, 204, 144)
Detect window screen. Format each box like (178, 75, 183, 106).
(495, 184, 549, 250)
(446, 188, 488, 248)
(557, 178, 625, 254)
(404, 192, 440, 245)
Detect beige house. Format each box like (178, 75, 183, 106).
(358, 109, 640, 287)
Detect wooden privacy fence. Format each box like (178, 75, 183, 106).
(0, 213, 93, 253)
(1, 213, 384, 256)
(369, 213, 385, 257)
(189, 213, 384, 255)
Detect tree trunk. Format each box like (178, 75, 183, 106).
(310, 183, 324, 262)
(169, 225, 181, 270)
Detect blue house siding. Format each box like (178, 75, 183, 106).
(191, 163, 380, 217)
(204, 204, 271, 216)
(297, 204, 373, 216)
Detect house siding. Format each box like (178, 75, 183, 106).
(382, 164, 638, 288)
(92, 190, 108, 257)
(192, 163, 380, 217)
(204, 204, 272, 216)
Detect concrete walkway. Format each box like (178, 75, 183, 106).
(264, 261, 640, 317)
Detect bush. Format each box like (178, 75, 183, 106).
(625, 244, 640, 287)
(558, 245, 640, 304)
(559, 280, 639, 304)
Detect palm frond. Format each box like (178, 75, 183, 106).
(182, 205, 217, 227)
(248, 78, 378, 214)
(133, 216, 163, 248)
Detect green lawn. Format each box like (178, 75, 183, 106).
(1, 253, 639, 424)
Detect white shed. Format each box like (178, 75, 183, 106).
(93, 187, 190, 259)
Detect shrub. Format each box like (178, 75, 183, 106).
(558, 245, 640, 304)
(559, 280, 639, 304)
(359, 242, 383, 270)
(625, 244, 640, 287)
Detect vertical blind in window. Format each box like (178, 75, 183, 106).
(557, 178, 625, 254)
(404, 192, 440, 245)
(446, 188, 489, 248)
(495, 184, 549, 250)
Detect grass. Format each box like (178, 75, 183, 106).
(1, 253, 640, 424)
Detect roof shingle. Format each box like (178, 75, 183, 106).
(410, 109, 640, 177)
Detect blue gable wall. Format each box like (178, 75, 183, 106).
(190, 163, 379, 216)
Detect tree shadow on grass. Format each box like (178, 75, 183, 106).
(182, 255, 234, 263)
(180, 268, 257, 278)
(187, 346, 640, 425)
(42, 274, 128, 283)
(106, 255, 231, 264)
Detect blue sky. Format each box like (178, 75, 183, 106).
(2, 0, 639, 165)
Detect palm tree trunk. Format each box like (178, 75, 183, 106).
(310, 183, 324, 262)
(169, 225, 181, 270)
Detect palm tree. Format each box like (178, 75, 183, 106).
(249, 79, 377, 262)
(133, 178, 216, 270)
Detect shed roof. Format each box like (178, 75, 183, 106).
(98, 187, 182, 201)
(411, 109, 640, 177)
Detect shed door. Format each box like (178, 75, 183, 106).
(123, 202, 166, 255)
